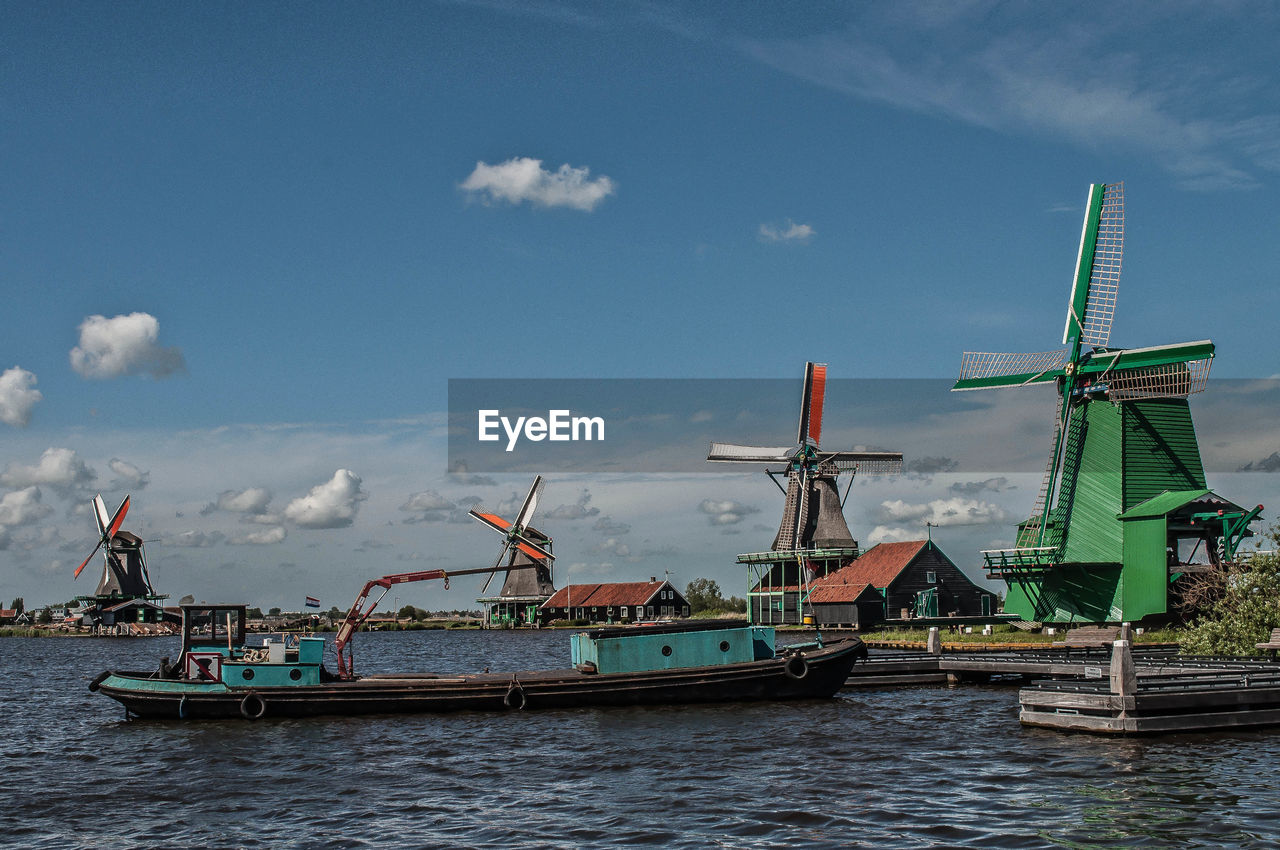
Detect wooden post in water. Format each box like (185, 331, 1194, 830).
(1110, 639, 1136, 700)
(927, 626, 942, 656)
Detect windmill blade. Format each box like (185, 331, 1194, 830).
(796, 362, 827, 448)
(818, 451, 904, 475)
(469, 509, 513, 536)
(1064, 182, 1123, 349)
(73, 539, 105, 579)
(92, 495, 110, 536)
(480, 538, 513, 594)
(510, 533, 554, 562)
(1078, 340, 1215, 376)
(953, 350, 1067, 391)
(75, 495, 131, 579)
(513, 475, 544, 531)
(105, 495, 131, 540)
(1081, 341, 1215, 400)
(706, 443, 794, 464)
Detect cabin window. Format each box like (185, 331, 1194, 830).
(647, 606, 654, 618)
(682, 606, 690, 617)
(926, 571, 937, 584)
(620, 607, 628, 618)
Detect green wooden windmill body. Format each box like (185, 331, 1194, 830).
(956, 184, 1259, 624)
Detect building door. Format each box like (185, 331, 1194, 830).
(981, 595, 991, 616)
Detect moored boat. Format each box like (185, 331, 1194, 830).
(91, 604, 866, 720)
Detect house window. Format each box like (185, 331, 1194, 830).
(682, 606, 689, 617)
(647, 606, 654, 618)
(620, 606, 628, 618)
(926, 571, 937, 584)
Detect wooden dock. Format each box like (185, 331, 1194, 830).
(845, 628, 1280, 735)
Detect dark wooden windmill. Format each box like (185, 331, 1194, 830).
(708, 362, 903, 623)
(469, 475, 557, 628)
(71, 495, 170, 631)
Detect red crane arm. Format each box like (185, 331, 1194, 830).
(332, 563, 537, 679)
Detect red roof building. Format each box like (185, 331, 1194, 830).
(807, 540, 995, 627)
(540, 579, 689, 625)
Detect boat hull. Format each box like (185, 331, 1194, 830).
(94, 637, 865, 720)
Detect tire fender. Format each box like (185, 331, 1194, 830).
(784, 655, 809, 680)
(503, 685, 527, 711)
(239, 691, 267, 720)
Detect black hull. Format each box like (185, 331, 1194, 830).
(97, 637, 864, 720)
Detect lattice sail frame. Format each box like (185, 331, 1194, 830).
(824, 456, 904, 476)
(1103, 358, 1213, 400)
(957, 350, 1067, 384)
(1078, 182, 1123, 347)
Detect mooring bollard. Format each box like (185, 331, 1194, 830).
(927, 626, 942, 655)
(1110, 639, 1136, 699)
(1119, 621, 1132, 642)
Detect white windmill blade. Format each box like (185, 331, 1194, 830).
(92, 495, 110, 537)
(514, 475, 544, 530)
(706, 443, 794, 464)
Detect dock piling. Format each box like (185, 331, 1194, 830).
(926, 627, 941, 656)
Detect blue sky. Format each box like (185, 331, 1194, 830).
(3, 1, 1280, 610)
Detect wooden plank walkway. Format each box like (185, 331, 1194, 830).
(845, 632, 1280, 735)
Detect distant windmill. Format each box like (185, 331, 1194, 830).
(74, 494, 155, 598)
(708, 362, 903, 552)
(469, 475, 557, 627)
(708, 363, 903, 624)
(954, 182, 1259, 623)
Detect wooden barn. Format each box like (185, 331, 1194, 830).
(540, 579, 690, 625)
(808, 540, 995, 628)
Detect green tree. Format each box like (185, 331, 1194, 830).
(9, 598, 24, 615)
(246, 607, 263, 620)
(1182, 533, 1280, 656)
(685, 578, 725, 614)
(37, 608, 53, 625)
(268, 607, 282, 617)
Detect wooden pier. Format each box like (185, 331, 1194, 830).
(844, 628, 1280, 735)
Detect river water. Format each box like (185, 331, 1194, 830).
(2, 630, 1278, 848)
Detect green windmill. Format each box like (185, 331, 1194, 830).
(954, 183, 1261, 624)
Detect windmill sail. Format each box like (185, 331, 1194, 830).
(1066, 182, 1124, 348)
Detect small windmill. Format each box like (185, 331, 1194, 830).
(469, 475, 557, 626)
(954, 183, 1259, 623)
(74, 494, 156, 598)
(709, 363, 903, 624)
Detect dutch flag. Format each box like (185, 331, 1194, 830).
(305, 596, 320, 609)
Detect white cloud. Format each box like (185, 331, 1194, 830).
(0, 487, 54, 527)
(1, 447, 96, 492)
(230, 526, 287, 545)
(203, 487, 273, 516)
(593, 515, 631, 536)
(108, 458, 150, 490)
(0, 367, 42, 427)
(460, 157, 616, 211)
(284, 469, 366, 529)
(739, 8, 1278, 190)
(169, 529, 225, 548)
(70, 312, 186, 379)
(399, 490, 465, 524)
(546, 490, 601, 520)
(758, 219, 814, 243)
(875, 497, 1009, 528)
(866, 525, 922, 546)
(698, 498, 760, 526)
